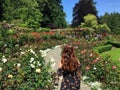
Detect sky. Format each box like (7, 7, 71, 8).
(62, 0, 120, 24)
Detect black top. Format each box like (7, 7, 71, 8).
(57, 65, 81, 90)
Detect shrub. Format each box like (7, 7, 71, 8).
(107, 41, 120, 48)
(76, 45, 120, 90)
(0, 49, 54, 89)
(0, 41, 4, 50)
(41, 35, 50, 40)
(41, 34, 66, 40)
(11, 19, 27, 27)
(36, 28, 50, 32)
(94, 45, 112, 53)
(4, 36, 18, 48)
(6, 29, 16, 35)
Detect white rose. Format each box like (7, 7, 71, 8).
(8, 74, 13, 79)
(93, 67, 97, 70)
(20, 52, 25, 55)
(30, 57, 34, 63)
(2, 57, 7, 63)
(36, 68, 41, 73)
(30, 64, 35, 68)
(17, 63, 21, 67)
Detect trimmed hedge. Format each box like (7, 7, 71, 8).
(106, 41, 120, 48)
(94, 44, 112, 53)
(41, 34, 66, 40)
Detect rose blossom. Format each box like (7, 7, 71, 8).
(86, 66, 90, 70)
(8, 74, 13, 79)
(2, 56, 7, 63)
(93, 59, 98, 63)
(112, 66, 117, 69)
(30, 64, 35, 68)
(90, 53, 93, 57)
(80, 49, 86, 54)
(17, 63, 21, 67)
(36, 68, 41, 73)
(81, 51, 84, 54)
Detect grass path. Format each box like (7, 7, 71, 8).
(44, 46, 91, 90)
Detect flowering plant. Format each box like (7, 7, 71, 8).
(0, 48, 54, 89)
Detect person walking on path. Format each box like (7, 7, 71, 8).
(57, 45, 82, 90)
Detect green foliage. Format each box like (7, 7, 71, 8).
(0, 49, 54, 89)
(0, 41, 4, 49)
(81, 14, 98, 28)
(74, 40, 120, 90)
(94, 44, 112, 53)
(96, 23, 111, 33)
(107, 41, 120, 48)
(4, 36, 18, 48)
(37, 0, 67, 28)
(36, 28, 50, 32)
(1, 0, 67, 29)
(72, 0, 98, 27)
(6, 29, 16, 35)
(80, 14, 111, 34)
(18, 34, 36, 46)
(2, 0, 42, 28)
(0, 0, 3, 20)
(14, 27, 33, 33)
(41, 34, 66, 40)
(100, 12, 120, 34)
(11, 19, 27, 27)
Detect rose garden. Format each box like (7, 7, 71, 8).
(0, 21, 120, 90)
(0, 0, 120, 89)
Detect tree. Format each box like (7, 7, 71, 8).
(80, 14, 111, 34)
(0, 0, 3, 20)
(81, 14, 98, 28)
(72, 0, 98, 27)
(100, 12, 120, 34)
(2, 0, 43, 28)
(37, 0, 67, 28)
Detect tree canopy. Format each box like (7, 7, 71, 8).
(1, 0, 42, 28)
(0, 0, 67, 28)
(100, 12, 120, 34)
(80, 14, 111, 34)
(72, 0, 98, 27)
(37, 0, 67, 28)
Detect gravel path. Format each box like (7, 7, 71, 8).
(44, 46, 91, 90)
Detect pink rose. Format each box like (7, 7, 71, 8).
(93, 59, 98, 63)
(112, 66, 117, 69)
(86, 66, 90, 70)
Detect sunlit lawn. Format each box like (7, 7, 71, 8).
(101, 48, 120, 67)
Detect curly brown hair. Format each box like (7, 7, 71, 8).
(61, 45, 80, 71)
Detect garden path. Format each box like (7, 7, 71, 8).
(44, 46, 91, 90)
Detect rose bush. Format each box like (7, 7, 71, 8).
(72, 39, 120, 90)
(0, 48, 55, 89)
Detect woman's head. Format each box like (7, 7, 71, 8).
(61, 45, 80, 71)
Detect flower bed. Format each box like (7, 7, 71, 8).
(0, 47, 56, 89)
(71, 39, 120, 90)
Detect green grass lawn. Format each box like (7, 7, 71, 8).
(101, 48, 120, 67)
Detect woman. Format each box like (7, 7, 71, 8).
(57, 45, 82, 90)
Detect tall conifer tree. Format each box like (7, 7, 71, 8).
(37, 0, 67, 28)
(72, 0, 98, 27)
